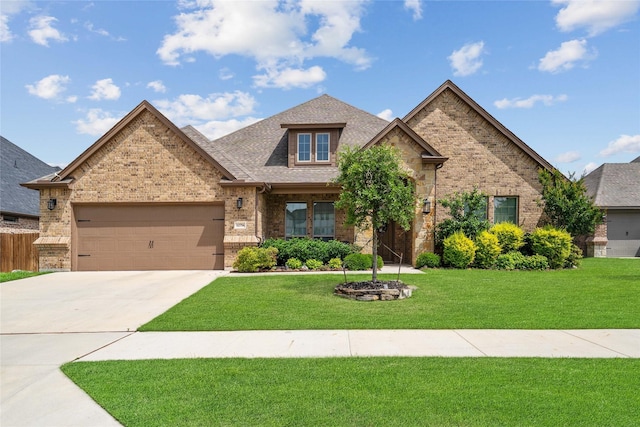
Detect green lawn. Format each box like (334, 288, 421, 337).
(0, 270, 47, 282)
(63, 357, 640, 427)
(140, 258, 640, 331)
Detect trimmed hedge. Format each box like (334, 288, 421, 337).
(474, 230, 501, 269)
(261, 238, 357, 265)
(530, 226, 572, 269)
(490, 222, 524, 253)
(416, 252, 441, 269)
(343, 253, 384, 271)
(233, 246, 278, 273)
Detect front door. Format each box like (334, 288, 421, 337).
(378, 221, 411, 264)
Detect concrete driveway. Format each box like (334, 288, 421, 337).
(1, 270, 226, 427)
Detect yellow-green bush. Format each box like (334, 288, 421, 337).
(530, 226, 572, 269)
(490, 222, 524, 253)
(475, 230, 501, 268)
(443, 232, 476, 269)
(233, 246, 278, 272)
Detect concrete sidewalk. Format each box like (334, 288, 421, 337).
(79, 329, 640, 361)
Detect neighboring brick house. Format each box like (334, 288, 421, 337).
(583, 156, 640, 257)
(1, 136, 60, 233)
(23, 80, 555, 271)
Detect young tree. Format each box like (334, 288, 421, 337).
(435, 188, 490, 247)
(333, 145, 416, 282)
(538, 169, 604, 237)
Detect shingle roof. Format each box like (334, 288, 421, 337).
(200, 94, 390, 183)
(1, 136, 60, 217)
(583, 160, 640, 208)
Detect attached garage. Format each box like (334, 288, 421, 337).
(606, 210, 640, 257)
(73, 204, 224, 271)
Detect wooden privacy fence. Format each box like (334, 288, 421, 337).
(1, 233, 39, 272)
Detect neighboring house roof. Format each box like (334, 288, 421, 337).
(584, 160, 640, 209)
(1, 136, 60, 217)
(404, 80, 556, 173)
(200, 94, 390, 184)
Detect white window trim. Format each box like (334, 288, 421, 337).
(315, 133, 330, 163)
(297, 133, 311, 163)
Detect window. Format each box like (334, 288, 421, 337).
(297, 134, 311, 162)
(313, 202, 335, 240)
(316, 133, 329, 162)
(494, 197, 518, 224)
(285, 202, 307, 238)
(2, 215, 19, 223)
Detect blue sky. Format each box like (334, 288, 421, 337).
(2, 0, 639, 176)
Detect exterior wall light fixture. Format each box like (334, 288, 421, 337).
(47, 198, 57, 211)
(422, 198, 431, 214)
(236, 197, 243, 209)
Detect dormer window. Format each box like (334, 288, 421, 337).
(282, 123, 345, 167)
(297, 134, 311, 162)
(316, 133, 329, 162)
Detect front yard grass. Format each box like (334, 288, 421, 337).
(62, 357, 640, 427)
(140, 258, 640, 331)
(0, 270, 48, 282)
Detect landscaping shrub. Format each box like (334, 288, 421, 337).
(474, 230, 501, 269)
(342, 253, 383, 270)
(328, 258, 343, 269)
(443, 232, 476, 269)
(520, 254, 549, 271)
(564, 244, 583, 269)
(262, 238, 355, 265)
(343, 253, 370, 270)
(490, 222, 524, 253)
(233, 246, 278, 272)
(416, 252, 441, 268)
(285, 258, 303, 270)
(305, 259, 323, 270)
(530, 226, 572, 269)
(495, 251, 525, 270)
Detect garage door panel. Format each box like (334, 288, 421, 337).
(606, 210, 640, 258)
(74, 204, 224, 271)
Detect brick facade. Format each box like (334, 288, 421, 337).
(406, 88, 545, 232)
(0, 215, 39, 233)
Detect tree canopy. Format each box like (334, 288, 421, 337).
(333, 145, 416, 281)
(538, 169, 604, 238)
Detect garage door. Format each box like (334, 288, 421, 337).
(606, 210, 640, 257)
(74, 204, 224, 271)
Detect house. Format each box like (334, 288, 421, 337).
(23, 80, 555, 271)
(1, 136, 60, 233)
(583, 156, 640, 257)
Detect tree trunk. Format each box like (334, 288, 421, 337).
(372, 213, 378, 282)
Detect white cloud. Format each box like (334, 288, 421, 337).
(537, 39, 596, 73)
(154, 91, 257, 125)
(404, 0, 423, 20)
(448, 41, 485, 76)
(599, 134, 640, 156)
(89, 78, 121, 100)
(1, 1, 31, 43)
(553, 0, 640, 36)
(494, 94, 568, 109)
(197, 117, 262, 140)
(219, 67, 234, 80)
(582, 162, 599, 175)
(25, 74, 71, 100)
(253, 65, 326, 89)
(28, 15, 68, 46)
(157, 0, 370, 85)
(377, 109, 394, 121)
(554, 151, 582, 163)
(147, 80, 167, 93)
(73, 109, 120, 136)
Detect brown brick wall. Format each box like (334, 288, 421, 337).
(406, 88, 545, 232)
(36, 110, 238, 270)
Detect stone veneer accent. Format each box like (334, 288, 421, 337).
(406, 88, 545, 232)
(586, 214, 608, 257)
